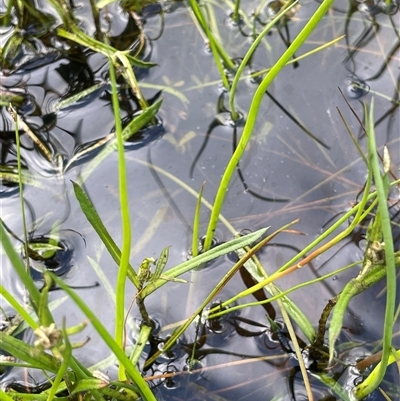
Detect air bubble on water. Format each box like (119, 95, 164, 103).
(345, 76, 369, 99)
(226, 12, 243, 27)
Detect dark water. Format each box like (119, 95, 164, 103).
(1, 1, 399, 400)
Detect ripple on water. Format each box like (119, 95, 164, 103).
(26, 230, 84, 282)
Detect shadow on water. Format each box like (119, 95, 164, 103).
(0, 0, 399, 400)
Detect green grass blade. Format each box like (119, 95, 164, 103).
(141, 227, 268, 297)
(188, 0, 235, 70)
(207, 260, 360, 318)
(250, 35, 345, 80)
(236, 249, 316, 342)
(328, 278, 362, 362)
(153, 246, 169, 281)
(70, 379, 108, 395)
(121, 98, 163, 141)
(354, 100, 396, 399)
(71, 181, 139, 288)
(229, 1, 299, 119)
(0, 221, 47, 319)
(0, 332, 60, 372)
(108, 58, 133, 380)
(0, 389, 17, 401)
(144, 231, 274, 367)
(328, 251, 395, 364)
(48, 274, 155, 401)
(11, 105, 30, 273)
(0, 285, 38, 329)
(129, 324, 152, 367)
(191, 182, 205, 257)
(56, 27, 155, 69)
(114, 52, 149, 110)
(46, 320, 72, 401)
(203, 0, 336, 251)
(357, 348, 400, 395)
(317, 373, 352, 401)
(37, 274, 54, 327)
(232, 0, 241, 22)
(336, 107, 368, 166)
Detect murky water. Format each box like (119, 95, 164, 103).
(1, 1, 399, 400)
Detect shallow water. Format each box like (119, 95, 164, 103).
(1, 1, 399, 400)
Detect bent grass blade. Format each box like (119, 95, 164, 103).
(72, 181, 139, 288)
(352, 101, 396, 399)
(203, 0, 337, 251)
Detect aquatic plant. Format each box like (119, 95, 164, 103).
(1, 0, 399, 400)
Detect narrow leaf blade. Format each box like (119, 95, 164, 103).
(71, 181, 139, 288)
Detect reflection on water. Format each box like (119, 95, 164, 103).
(1, 0, 399, 400)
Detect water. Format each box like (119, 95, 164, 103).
(1, 1, 399, 400)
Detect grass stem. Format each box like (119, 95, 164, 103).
(354, 100, 396, 399)
(108, 59, 132, 380)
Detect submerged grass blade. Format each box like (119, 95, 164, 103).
(0, 166, 40, 188)
(9, 106, 54, 167)
(55, 82, 107, 111)
(79, 98, 162, 182)
(203, 0, 336, 251)
(12, 106, 29, 266)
